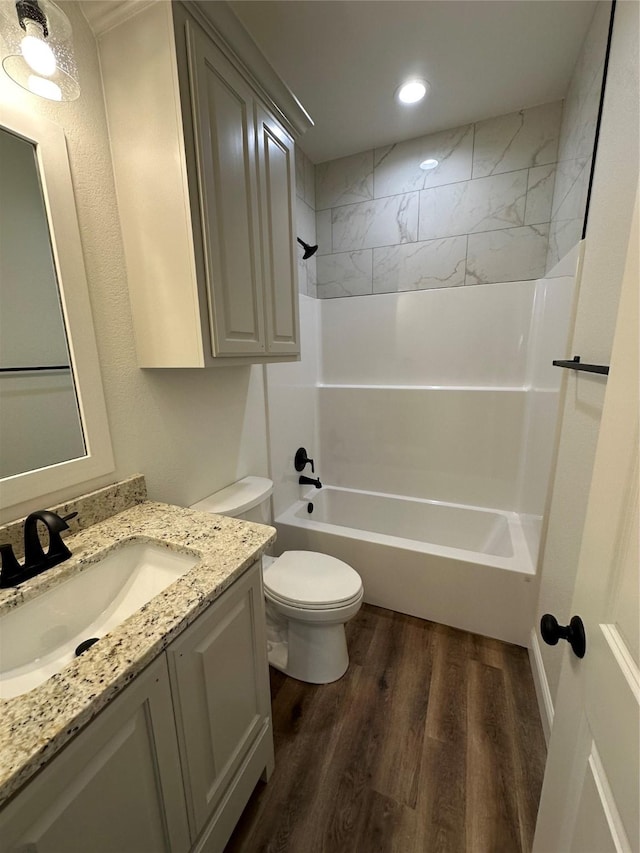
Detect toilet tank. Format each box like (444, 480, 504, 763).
(190, 476, 273, 524)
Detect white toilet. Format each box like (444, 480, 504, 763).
(191, 477, 363, 684)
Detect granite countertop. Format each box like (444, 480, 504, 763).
(0, 500, 276, 807)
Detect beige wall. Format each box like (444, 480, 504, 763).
(532, 0, 639, 722)
(0, 3, 268, 522)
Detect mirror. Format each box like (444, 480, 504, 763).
(0, 126, 86, 477)
(0, 102, 114, 513)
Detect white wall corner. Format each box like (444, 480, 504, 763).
(529, 627, 554, 745)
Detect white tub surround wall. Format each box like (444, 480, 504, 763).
(320, 281, 534, 387)
(319, 385, 526, 510)
(315, 101, 563, 297)
(295, 145, 317, 298)
(515, 254, 577, 510)
(546, 2, 611, 271)
(514, 252, 578, 564)
(266, 282, 554, 547)
(265, 296, 320, 518)
(316, 260, 575, 538)
(318, 277, 572, 516)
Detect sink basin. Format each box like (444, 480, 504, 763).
(0, 542, 198, 699)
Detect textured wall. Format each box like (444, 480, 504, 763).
(1, 3, 268, 522)
(314, 101, 564, 297)
(546, 2, 611, 271)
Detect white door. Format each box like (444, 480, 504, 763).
(533, 190, 639, 852)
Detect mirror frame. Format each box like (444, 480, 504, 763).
(0, 102, 114, 510)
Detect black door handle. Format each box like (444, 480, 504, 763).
(540, 614, 586, 658)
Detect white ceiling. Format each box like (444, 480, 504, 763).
(229, 0, 598, 164)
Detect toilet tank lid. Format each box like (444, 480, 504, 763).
(190, 476, 273, 517)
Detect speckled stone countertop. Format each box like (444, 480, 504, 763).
(0, 501, 276, 807)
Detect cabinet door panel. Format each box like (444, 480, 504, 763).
(167, 563, 271, 837)
(0, 657, 190, 853)
(186, 21, 265, 356)
(257, 108, 300, 355)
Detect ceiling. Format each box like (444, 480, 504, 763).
(229, 0, 598, 164)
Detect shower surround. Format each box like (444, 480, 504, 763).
(269, 4, 609, 643)
(265, 249, 576, 645)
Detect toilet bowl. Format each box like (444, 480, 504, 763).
(262, 551, 363, 683)
(190, 477, 363, 684)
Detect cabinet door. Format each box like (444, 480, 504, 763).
(256, 106, 300, 355)
(0, 656, 190, 853)
(186, 20, 266, 357)
(166, 562, 273, 845)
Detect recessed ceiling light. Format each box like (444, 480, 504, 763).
(420, 158, 439, 170)
(397, 79, 429, 105)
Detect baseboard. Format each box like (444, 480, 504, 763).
(528, 628, 554, 745)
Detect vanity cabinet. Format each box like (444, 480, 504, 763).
(0, 562, 273, 853)
(167, 560, 273, 851)
(98, 1, 306, 367)
(0, 656, 191, 853)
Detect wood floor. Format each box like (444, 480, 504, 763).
(226, 604, 547, 853)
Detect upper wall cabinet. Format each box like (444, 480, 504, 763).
(98, 1, 310, 366)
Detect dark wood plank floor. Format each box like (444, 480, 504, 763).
(226, 604, 546, 853)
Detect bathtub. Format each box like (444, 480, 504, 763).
(275, 486, 538, 646)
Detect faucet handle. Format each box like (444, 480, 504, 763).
(294, 447, 315, 473)
(0, 544, 22, 588)
(44, 511, 75, 560)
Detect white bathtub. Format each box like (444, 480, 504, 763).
(275, 486, 537, 646)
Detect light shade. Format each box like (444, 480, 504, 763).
(0, 0, 79, 100)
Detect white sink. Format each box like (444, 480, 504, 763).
(0, 542, 198, 699)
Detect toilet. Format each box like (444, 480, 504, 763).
(191, 477, 363, 684)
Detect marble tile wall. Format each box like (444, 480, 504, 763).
(295, 145, 317, 297)
(314, 101, 564, 298)
(546, 2, 610, 272)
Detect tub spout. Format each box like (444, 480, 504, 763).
(299, 475, 322, 489)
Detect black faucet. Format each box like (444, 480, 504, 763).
(0, 510, 77, 588)
(299, 475, 322, 489)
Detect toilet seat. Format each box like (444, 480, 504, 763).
(263, 550, 363, 610)
(265, 586, 363, 612)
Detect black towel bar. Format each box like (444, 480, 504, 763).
(552, 356, 609, 376)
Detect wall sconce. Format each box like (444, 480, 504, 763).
(0, 0, 79, 101)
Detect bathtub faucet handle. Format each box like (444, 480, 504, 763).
(294, 447, 315, 474)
